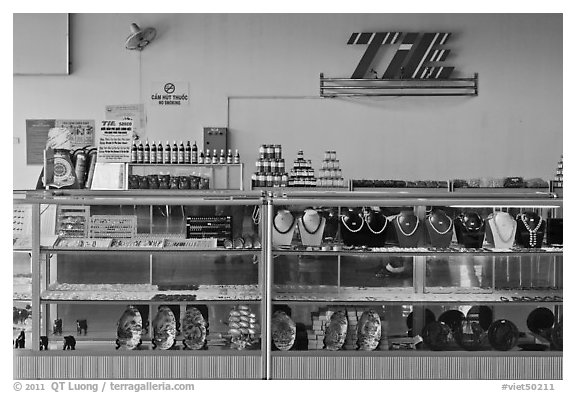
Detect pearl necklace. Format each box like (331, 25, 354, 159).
(341, 214, 364, 233)
(521, 214, 543, 247)
(428, 215, 452, 235)
(396, 215, 419, 237)
(490, 213, 516, 244)
(461, 214, 483, 232)
(365, 213, 388, 234)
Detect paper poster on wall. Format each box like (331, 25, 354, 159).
(96, 120, 134, 163)
(25, 119, 95, 165)
(58, 120, 95, 148)
(150, 81, 189, 106)
(105, 104, 146, 140)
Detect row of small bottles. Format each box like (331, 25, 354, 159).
(130, 140, 240, 165)
(252, 172, 289, 188)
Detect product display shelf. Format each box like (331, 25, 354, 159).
(41, 285, 262, 303)
(13, 189, 263, 206)
(271, 288, 562, 305)
(13, 189, 269, 380)
(319, 73, 479, 97)
(264, 190, 562, 379)
(452, 187, 551, 195)
(42, 246, 261, 255)
(126, 163, 244, 191)
(272, 248, 562, 257)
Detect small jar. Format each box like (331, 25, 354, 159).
(179, 176, 191, 189)
(190, 175, 200, 189)
(128, 175, 140, 189)
(148, 175, 159, 189)
(159, 175, 170, 189)
(199, 177, 210, 190)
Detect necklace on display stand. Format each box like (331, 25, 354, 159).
(490, 213, 516, 244)
(273, 211, 296, 234)
(365, 213, 388, 234)
(341, 214, 364, 233)
(428, 215, 453, 235)
(396, 215, 419, 237)
(462, 214, 483, 232)
(301, 210, 322, 234)
(521, 214, 543, 247)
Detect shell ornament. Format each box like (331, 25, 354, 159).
(271, 311, 296, 351)
(324, 310, 348, 351)
(421, 321, 452, 351)
(228, 305, 259, 350)
(182, 307, 207, 350)
(152, 306, 177, 350)
(455, 319, 486, 351)
(356, 310, 381, 351)
(116, 306, 143, 350)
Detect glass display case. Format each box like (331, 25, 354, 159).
(13, 189, 267, 379)
(13, 188, 562, 379)
(265, 190, 562, 379)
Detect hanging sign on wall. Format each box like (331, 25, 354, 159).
(105, 104, 146, 140)
(150, 81, 190, 106)
(96, 119, 134, 163)
(347, 32, 454, 79)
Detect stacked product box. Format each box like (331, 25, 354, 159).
(317, 150, 346, 188)
(343, 307, 363, 350)
(289, 150, 316, 187)
(554, 155, 563, 188)
(306, 308, 333, 349)
(252, 144, 288, 188)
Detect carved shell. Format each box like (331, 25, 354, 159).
(116, 306, 142, 350)
(324, 310, 348, 351)
(357, 310, 381, 351)
(152, 306, 177, 350)
(271, 311, 296, 351)
(182, 307, 207, 350)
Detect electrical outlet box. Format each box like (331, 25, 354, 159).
(203, 127, 227, 152)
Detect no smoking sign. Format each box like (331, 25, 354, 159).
(150, 81, 189, 106)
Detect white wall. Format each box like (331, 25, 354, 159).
(13, 13, 562, 189)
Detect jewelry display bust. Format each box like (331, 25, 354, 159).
(363, 208, 390, 247)
(341, 208, 365, 247)
(454, 211, 485, 248)
(425, 209, 453, 248)
(272, 209, 296, 246)
(297, 208, 326, 247)
(485, 212, 517, 249)
(516, 212, 546, 248)
(393, 209, 422, 248)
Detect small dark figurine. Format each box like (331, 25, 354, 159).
(53, 319, 63, 335)
(76, 319, 88, 335)
(39, 336, 49, 350)
(63, 335, 76, 350)
(13, 307, 30, 325)
(14, 330, 25, 349)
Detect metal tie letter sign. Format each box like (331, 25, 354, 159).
(348, 32, 453, 79)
